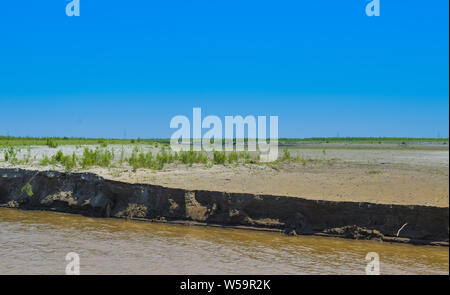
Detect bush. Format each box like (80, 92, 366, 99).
(179, 150, 207, 166)
(128, 147, 155, 170)
(155, 147, 175, 169)
(239, 151, 252, 163)
(3, 146, 18, 162)
(98, 139, 107, 147)
(40, 155, 51, 166)
(279, 149, 291, 162)
(51, 150, 77, 170)
(227, 151, 239, 164)
(80, 148, 111, 168)
(21, 183, 33, 197)
(213, 151, 226, 164)
(46, 138, 58, 148)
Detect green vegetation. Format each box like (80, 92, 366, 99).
(127, 147, 208, 170)
(1, 136, 447, 148)
(0, 136, 447, 172)
(278, 137, 449, 144)
(213, 151, 226, 164)
(80, 148, 112, 168)
(3, 146, 19, 163)
(46, 138, 58, 148)
(21, 183, 33, 197)
(272, 149, 341, 168)
(0, 136, 170, 147)
(178, 150, 208, 166)
(278, 149, 292, 162)
(39, 150, 78, 171)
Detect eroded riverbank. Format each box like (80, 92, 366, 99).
(0, 168, 448, 246)
(2, 146, 448, 207)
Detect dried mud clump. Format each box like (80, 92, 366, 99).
(324, 225, 384, 241)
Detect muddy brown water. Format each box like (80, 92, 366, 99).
(0, 208, 448, 275)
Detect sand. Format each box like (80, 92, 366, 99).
(1, 145, 448, 207)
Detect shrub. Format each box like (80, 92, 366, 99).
(279, 149, 291, 162)
(50, 150, 77, 170)
(80, 148, 112, 168)
(128, 147, 154, 170)
(239, 151, 252, 163)
(4, 146, 18, 162)
(98, 139, 107, 147)
(213, 151, 226, 164)
(40, 155, 51, 166)
(179, 150, 206, 166)
(46, 138, 58, 148)
(227, 151, 239, 164)
(21, 183, 33, 197)
(155, 148, 175, 169)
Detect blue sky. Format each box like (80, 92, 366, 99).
(0, 1, 448, 138)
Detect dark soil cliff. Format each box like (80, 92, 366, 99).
(0, 168, 448, 245)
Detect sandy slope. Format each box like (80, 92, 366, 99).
(1, 147, 448, 207)
(97, 161, 448, 207)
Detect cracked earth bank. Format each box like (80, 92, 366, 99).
(0, 164, 448, 246)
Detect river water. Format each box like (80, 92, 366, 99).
(0, 208, 448, 275)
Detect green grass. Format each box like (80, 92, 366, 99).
(213, 151, 226, 165)
(178, 150, 208, 166)
(46, 138, 58, 148)
(278, 137, 448, 144)
(3, 146, 19, 163)
(0, 136, 170, 147)
(80, 148, 112, 168)
(21, 183, 34, 197)
(39, 150, 78, 171)
(1, 135, 447, 171)
(1, 136, 447, 147)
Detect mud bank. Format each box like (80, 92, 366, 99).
(0, 168, 448, 246)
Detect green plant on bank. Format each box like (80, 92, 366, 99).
(270, 149, 339, 168)
(241, 151, 252, 163)
(155, 147, 177, 168)
(178, 150, 207, 166)
(98, 139, 108, 147)
(128, 147, 154, 170)
(3, 146, 19, 163)
(42, 150, 78, 170)
(119, 146, 125, 164)
(227, 151, 239, 163)
(1, 136, 447, 148)
(46, 138, 58, 148)
(30, 145, 345, 172)
(21, 183, 33, 197)
(279, 149, 292, 162)
(80, 148, 112, 168)
(23, 147, 32, 164)
(40, 155, 51, 166)
(127, 146, 208, 170)
(213, 150, 226, 165)
(228, 151, 253, 164)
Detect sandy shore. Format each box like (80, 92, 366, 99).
(1, 145, 448, 207)
(1, 167, 448, 245)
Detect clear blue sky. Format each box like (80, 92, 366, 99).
(0, 1, 448, 138)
